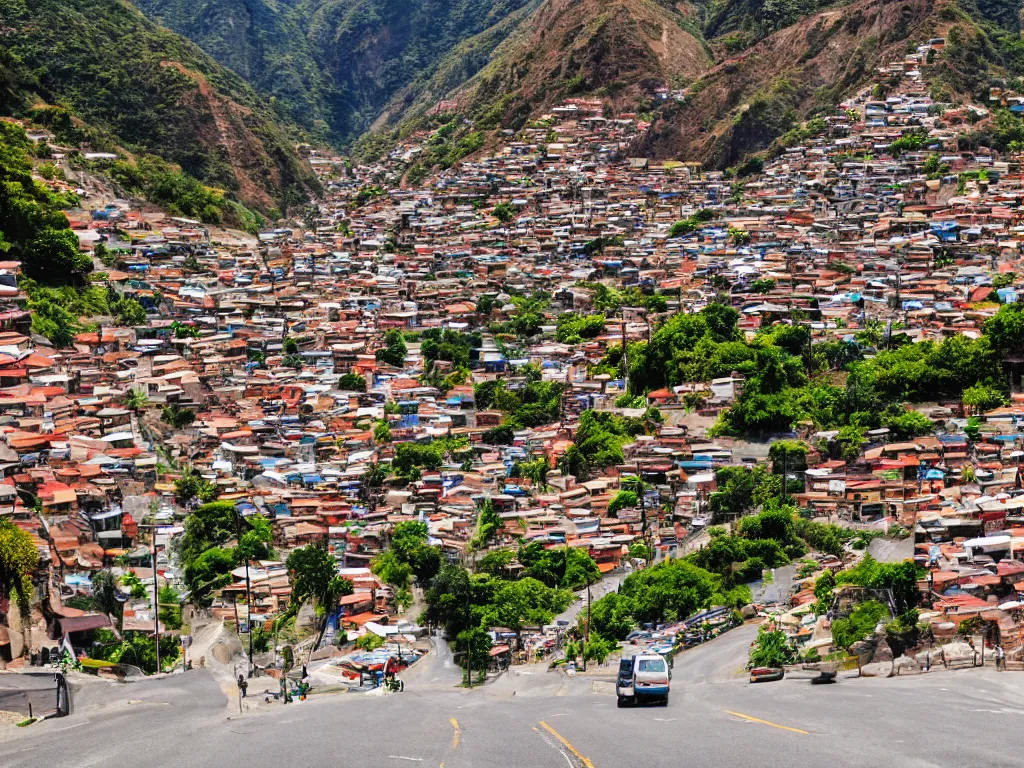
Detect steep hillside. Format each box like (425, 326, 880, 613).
(639, 0, 941, 167)
(134, 0, 352, 144)
(374, 0, 712, 135)
(135, 0, 537, 143)
(0, 0, 318, 215)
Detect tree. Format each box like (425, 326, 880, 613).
(283, 337, 299, 355)
(373, 419, 392, 444)
(831, 600, 888, 650)
(423, 563, 474, 637)
(492, 202, 516, 223)
(883, 410, 934, 439)
(112, 297, 147, 326)
(393, 442, 444, 474)
(558, 444, 589, 478)
(749, 626, 795, 668)
(618, 558, 720, 625)
(22, 227, 92, 283)
(161, 405, 195, 429)
(287, 544, 353, 656)
(376, 329, 408, 367)
(0, 520, 38, 625)
(478, 577, 573, 642)
(709, 465, 760, 522)
(177, 501, 237, 567)
(122, 389, 149, 413)
(477, 548, 516, 577)
(518, 543, 600, 590)
(962, 383, 1006, 415)
(183, 547, 235, 606)
(472, 499, 502, 548)
(456, 626, 492, 681)
(338, 372, 367, 392)
(174, 468, 219, 506)
(91, 569, 124, 630)
(391, 520, 442, 582)
(729, 226, 752, 246)
(158, 585, 182, 630)
(236, 515, 273, 563)
(371, 551, 413, 590)
(984, 303, 1024, 354)
(834, 555, 918, 614)
(589, 592, 635, 639)
(582, 633, 613, 664)
(607, 490, 638, 517)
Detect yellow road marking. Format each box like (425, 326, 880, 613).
(724, 710, 809, 735)
(539, 721, 596, 768)
(450, 718, 461, 750)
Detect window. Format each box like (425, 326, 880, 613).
(638, 658, 665, 673)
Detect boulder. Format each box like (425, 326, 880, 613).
(941, 641, 977, 666)
(860, 661, 893, 678)
(740, 604, 758, 620)
(893, 655, 921, 675)
(871, 637, 894, 663)
(211, 642, 235, 665)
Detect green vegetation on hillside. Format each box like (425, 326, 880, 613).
(0, 0, 316, 216)
(135, 0, 535, 146)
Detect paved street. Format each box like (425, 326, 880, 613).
(5, 626, 1024, 767)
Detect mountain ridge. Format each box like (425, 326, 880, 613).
(0, 0, 319, 217)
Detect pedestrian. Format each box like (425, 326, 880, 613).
(237, 674, 248, 698)
(996, 645, 1005, 671)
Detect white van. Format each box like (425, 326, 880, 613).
(617, 653, 671, 707)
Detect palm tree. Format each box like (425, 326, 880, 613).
(91, 569, 124, 630)
(122, 389, 149, 413)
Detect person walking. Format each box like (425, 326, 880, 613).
(996, 645, 1005, 671)
(237, 674, 248, 698)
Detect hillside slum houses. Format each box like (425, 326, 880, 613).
(10, 40, 1024, 670)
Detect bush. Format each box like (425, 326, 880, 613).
(831, 600, 888, 650)
(354, 633, 386, 651)
(749, 627, 795, 668)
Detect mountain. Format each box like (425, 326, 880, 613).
(636, 0, 1024, 169)
(0, 0, 318, 216)
(132, 0, 352, 144)
(642, 0, 940, 168)
(134, 0, 539, 144)
(125, 0, 1024, 172)
(385, 0, 713, 132)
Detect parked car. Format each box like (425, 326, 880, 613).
(617, 654, 671, 707)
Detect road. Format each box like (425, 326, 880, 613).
(5, 625, 1024, 767)
(555, 572, 625, 626)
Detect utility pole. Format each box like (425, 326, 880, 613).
(584, 581, 592, 671)
(235, 509, 253, 677)
(465, 590, 472, 689)
(152, 531, 159, 673)
(137, 523, 163, 673)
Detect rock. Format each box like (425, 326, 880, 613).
(893, 655, 921, 675)
(741, 604, 757, 620)
(871, 637, 894, 663)
(860, 661, 893, 678)
(211, 642, 234, 665)
(941, 641, 977, 665)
